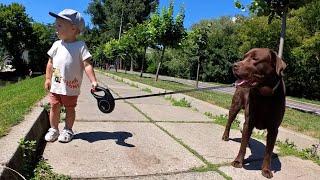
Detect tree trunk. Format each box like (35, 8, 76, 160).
(130, 59, 133, 71)
(155, 46, 165, 81)
(140, 46, 147, 77)
(196, 57, 200, 88)
(155, 61, 162, 81)
(115, 58, 118, 72)
(278, 11, 287, 58)
(119, 59, 122, 70)
(118, 6, 124, 40)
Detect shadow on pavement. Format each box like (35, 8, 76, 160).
(230, 138, 281, 172)
(73, 131, 135, 147)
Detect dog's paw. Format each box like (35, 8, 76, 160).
(262, 169, 273, 179)
(222, 135, 229, 141)
(231, 160, 243, 168)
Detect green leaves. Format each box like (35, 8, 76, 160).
(0, 3, 34, 72)
(86, 0, 159, 39)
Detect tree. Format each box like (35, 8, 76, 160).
(87, 0, 159, 39)
(125, 22, 155, 77)
(28, 23, 55, 72)
(0, 3, 34, 74)
(235, 0, 313, 58)
(289, 33, 320, 99)
(149, 1, 185, 81)
(103, 39, 120, 72)
(185, 26, 209, 87)
(118, 32, 140, 72)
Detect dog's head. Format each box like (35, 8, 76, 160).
(233, 48, 286, 88)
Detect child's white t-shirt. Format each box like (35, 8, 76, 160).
(47, 40, 91, 96)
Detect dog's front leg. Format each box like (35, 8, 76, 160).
(261, 128, 278, 178)
(222, 103, 241, 141)
(232, 104, 253, 168)
(222, 89, 243, 141)
(232, 121, 254, 168)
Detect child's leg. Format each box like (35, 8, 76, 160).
(61, 95, 78, 130)
(65, 106, 75, 130)
(50, 103, 61, 129)
(49, 93, 62, 130)
(58, 95, 78, 143)
(45, 93, 62, 142)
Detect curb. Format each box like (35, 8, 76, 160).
(104, 72, 319, 151)
(0, 104, 49, 179)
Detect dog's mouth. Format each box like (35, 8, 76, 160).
(234, 70, 262, 88)
(235, 79, 258, 88)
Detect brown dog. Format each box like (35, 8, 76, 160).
(222, 48, 287, 178)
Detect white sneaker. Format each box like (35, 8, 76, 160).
(58, 128, 74, 143)
(44, 128, 59, 142)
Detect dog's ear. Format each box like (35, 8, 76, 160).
(271, 50, 287, 76)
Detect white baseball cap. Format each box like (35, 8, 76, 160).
(49, 9, 85, 33)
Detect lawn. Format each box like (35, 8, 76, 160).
(105, 71, 320, 139)
(0, 76, 46, 137)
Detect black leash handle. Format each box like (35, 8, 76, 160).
(91, 86, 115, 113)
(114, 84, 234, 100)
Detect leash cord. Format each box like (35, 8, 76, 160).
(0, 165, 26, 180)
(114, 84, 234, 100)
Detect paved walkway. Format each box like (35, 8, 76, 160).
(117, 70, 320, 115)
(42, 72, 320, 179)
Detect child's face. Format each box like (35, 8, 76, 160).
(55, 18, 79, 41)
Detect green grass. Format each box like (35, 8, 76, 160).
(32, 159, 71, 180)
(0, 76, 46, 137)
(205, 113, 241, 130)
(165, 96, 191, 107)
(142, 87, 152, 93)
(106, 71, 320, 139)
(282, 109, 320, 138)
(276, 139, 320, 166)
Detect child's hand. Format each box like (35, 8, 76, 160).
(91, 81, 98, 91)
(44, 79, 51, 91)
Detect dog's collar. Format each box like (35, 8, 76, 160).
(257, 78, 282, 96)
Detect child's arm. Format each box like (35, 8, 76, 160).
(83, 58, 98, 89)
(44, 58, 53, 91)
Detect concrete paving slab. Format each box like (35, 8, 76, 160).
(76, 101, 148, 122)
(126, 96, 172, 106)
(112, 88, 151, 98)
(157, 122, 270, 164)
(219, 156, 320, 180)
(97, 73, 140, 91)
(135, 104, 212, 122)
(114, 171, 224, 180)
(43, 122, 205, 178)
(96, 73, 171, 106)
(72, 77, 148, 122)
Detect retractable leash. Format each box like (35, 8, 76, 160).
(91, 84, 234, 113)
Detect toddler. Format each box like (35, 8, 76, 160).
(44, 9, 98, 143)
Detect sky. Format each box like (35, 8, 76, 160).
(0, 0, 250, 29)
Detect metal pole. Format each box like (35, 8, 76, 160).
(118, 6, 124, 40)
(278, 11, 287, 58)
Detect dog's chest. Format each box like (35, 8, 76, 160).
(248, 92, 284, 129)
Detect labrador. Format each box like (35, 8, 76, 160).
(222, 48, 287, 178)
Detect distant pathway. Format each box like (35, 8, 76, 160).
(116, 70, 320, 116)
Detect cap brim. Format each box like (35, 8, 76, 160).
(49, 12, 69, 21)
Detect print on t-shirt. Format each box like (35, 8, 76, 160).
(53, 68, 62, 83)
